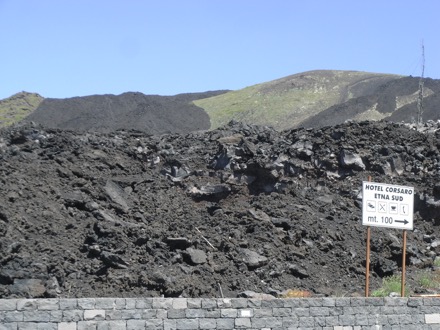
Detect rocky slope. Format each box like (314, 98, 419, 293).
(193, 70, 404, 130)
(0, 92, 43, 128)
(1, 120, 440, 299)
(24, 91, 228, 135)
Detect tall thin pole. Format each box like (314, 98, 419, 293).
(417, 41, 425, 129)
(366, 227, 371, 297)
(401, 230, 407, 297)
(365, 175, 372, 297)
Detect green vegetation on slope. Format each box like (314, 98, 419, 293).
(0, 92, 44, 128)
(194, 70, 401, 130)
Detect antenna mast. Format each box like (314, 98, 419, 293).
(417, 41, 425, 129)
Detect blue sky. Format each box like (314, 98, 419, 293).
(1, 0, 439, 99)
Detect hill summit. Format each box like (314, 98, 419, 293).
(2, 70, 440, 133)
(195, 70, 440, 130)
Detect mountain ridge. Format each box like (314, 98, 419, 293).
(2, 70, 438, 133)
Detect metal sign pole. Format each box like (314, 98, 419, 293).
(401, 230, 407, 297)
(365, 175, 372, 298)
(365, 226, 371, 297)
(362, 178, 414, 298)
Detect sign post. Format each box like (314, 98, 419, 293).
(365, 176, 372, 298)
(362, 181, 414, 297)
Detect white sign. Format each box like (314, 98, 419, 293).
(362, 181, 414, 230)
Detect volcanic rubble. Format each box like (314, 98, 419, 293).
(1, 120, 440, 299)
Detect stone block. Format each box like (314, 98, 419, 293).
(220, 308, 237, 318)
(16, 300, 37, 311)
(291, 307, 309, 317)
(96, 320, 127, 330)
(425, 313, 440, 324)
(273, 307, 292, 317)
(0, 300, 18, 311)
(282, 316, 299, 327)
(176, 318, 199, 329)
(199, 318, 216, 329)
(307, 298, 323, 307)
(338, 314, 355, 326)
(235, 317, 251, 328)
(105, 310, 122, 320)
(355, 313, 369, 326)
(37, 299, 59, 310)
(350, 298, 367, 306)
(135, 299, 153, 309)
(298, 316, 315, 327)
(77, 321, 97, 330)
(119, 309, 142, 320)
(49, 310, 62, 322)
(366, 298, 385, 306)
(407, 298, 423, 307)
(251, 317, 267, 328)
(186, 308, 205, 318)
(3, 311, 23, 322)
(325, 315, 339, 326)
(264, 317, 283, 328)
(217, 298, 232, 308)
(17, 323, 40, 330)
(423, 298, 440, 306)
(381, 306, 396, 315)
(142, 309, 157, 318)
(231, 299, 247, 309)
(172, 298, 187, 309)
(152, 298, 173, 310)
(84, 309, 105, 321)
(114, 299, 126, 310)
(127, 319, 146, 330)
(36, 323, 57, 330)
(253, 308, 273, 317)
(204, 309, 220, 318)
(238, 309, 253, 318)
(125, 299, 136, 309)
(261, 299, 284, 308)
(59, 299, 78, 310)
(201, 299, 217, 309)
(335, 298, 351, 307)
(0, 322, 17, 330)
(310, 307, 329, 316)
(283, 299, 307, 308)
(397, 313, 414, 325)
(62, 309, 84, 322)
(421, 305, 440, 314)
(322, 298, 336, 307)
(94, 298, 115, 309)
(167, 309, 186, 319)
(186, 299, 201, 309)
(247, 299, 261, 308)
(329, 306, 343, 316)
(384, 297, 407, 306)
(216, 318, 235, 329)
(23, 310, 51, 322)
(156, 309, 167, 319)
(77, 298, 96, 309)
(58, 322, 77, 330)
(314, 316, 327, 327)
(163, 319, 176, 330)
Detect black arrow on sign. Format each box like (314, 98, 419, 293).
(395, 219, 409, 225)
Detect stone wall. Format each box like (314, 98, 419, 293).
(1, 297, 440, 329)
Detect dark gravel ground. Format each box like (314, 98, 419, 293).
(1, 120, 440, 299)
(24, 91, 228, 135)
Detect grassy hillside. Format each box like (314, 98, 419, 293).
(194, 70, 402, 130)
(0, 92, 44, 128)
